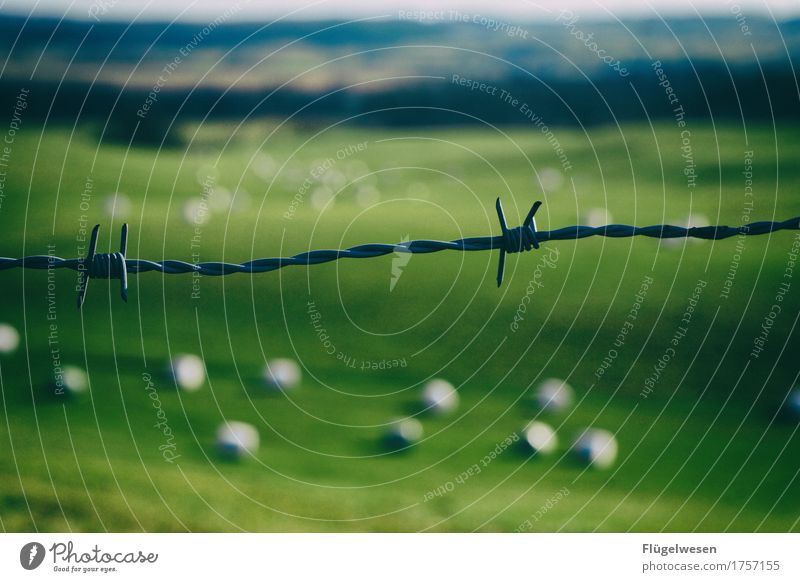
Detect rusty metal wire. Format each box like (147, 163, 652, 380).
(1, 199, 798, 307)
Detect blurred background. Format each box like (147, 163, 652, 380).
(0, 0, 799, 532)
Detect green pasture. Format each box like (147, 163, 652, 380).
(0, 120, 798, 531)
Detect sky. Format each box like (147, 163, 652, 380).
(1, 0, 799, 22)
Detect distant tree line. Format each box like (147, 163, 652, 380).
(0, 58, 796, 147)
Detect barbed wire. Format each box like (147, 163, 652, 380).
(1, 199, 798, 308)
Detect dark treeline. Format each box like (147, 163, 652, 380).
(1, 62, 795, 124)
(0, 14, 798, 143)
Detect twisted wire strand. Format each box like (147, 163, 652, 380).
(2, 217, 798, 276)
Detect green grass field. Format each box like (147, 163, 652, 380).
(1, 120, 799, 532)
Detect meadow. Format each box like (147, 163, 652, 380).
(0, 119, 798, 531)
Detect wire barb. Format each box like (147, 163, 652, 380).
(1, 200, 799, 308)
(75, 223, 129, 308)
(495, 198, 541, 287)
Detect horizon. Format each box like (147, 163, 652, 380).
(1, 0, 799, 23)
